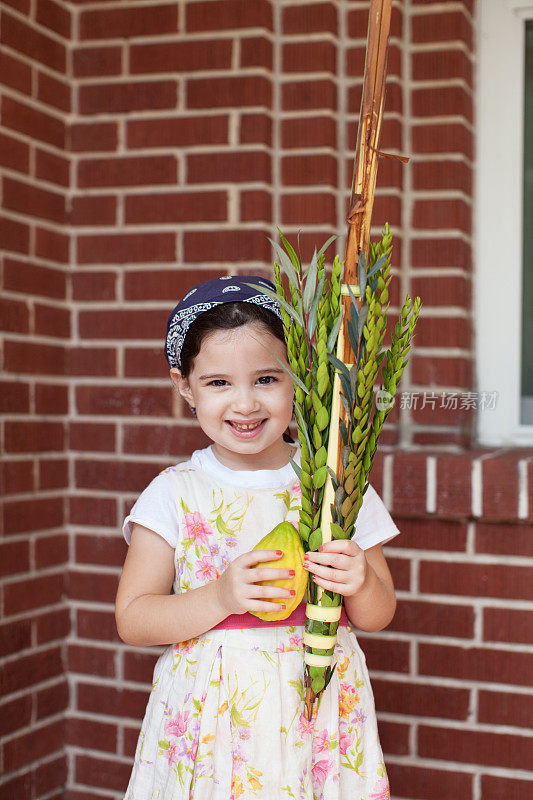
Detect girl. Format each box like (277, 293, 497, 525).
(116, 275, 399, 800)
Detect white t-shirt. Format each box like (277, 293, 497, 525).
(122, 444, 399, 550)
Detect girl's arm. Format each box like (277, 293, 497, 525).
(342, 543, 397, 632)
(115, 524, 230, 646)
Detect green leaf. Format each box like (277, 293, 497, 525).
(309, 529, 323, 551)
(303, 249, 318, 314)
(268, 238, 300, 290)
(288, 455, 302, 479)
(327, 352, 350, 380)
(326, 466, 339, 490)
(346, 318, 359, 359)
(367, 252, 388, 280)
(339, 416, 349, 445)
(243, 282, 303, 328)
(316, 234, 338, 261)
(327, 309, 342, 353)
(277, 228, 300, 271)
(308, 265, 326, 340)
(293, 402, 313, 454)
(268, 351, 310, 395)
(314, 465, 328, 488)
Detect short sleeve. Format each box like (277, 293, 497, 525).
(351, 483, 399, 550)
(122, 471, 179, 547)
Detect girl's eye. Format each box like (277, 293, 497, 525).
(257, 376, 277, 385)
(207, 376, 277, 387)
(208, 380, 227, 387)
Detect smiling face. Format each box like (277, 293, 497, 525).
(170, 323, 295, 470)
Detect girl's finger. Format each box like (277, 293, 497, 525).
(311, 563, 348, 583)
(319, 539, 362, 556)
(312, 574, 347, 594)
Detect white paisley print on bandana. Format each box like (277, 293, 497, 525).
(123, 460, 390, 800)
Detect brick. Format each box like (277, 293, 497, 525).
(412, 49, 473, 84)
(75, 754, 132, 792)
(78, 155, 177, 188)
(36, 148, 70, 187)
(188, 151, 271, 184)
(35, 753, 67, 797)
(4, 341, 66, 375)
(73, 45, 122, 77)
(240, 113, 272, 145)
(413, 198, 471, 233)
(184, 229, 270, 262)
(0, 214, 30, 254)
(481, 776, 533, 800)
(0, 694, 32, 738)
(70, 121, 118, 152)
(36, 226, 69, 263)
(77, 682, 146, 720)
(81, 3, 177, 39)
(125, 190, 227, 224)
(391, 454, 426, 514)
(281, 116, 336, 149)
(3, 459, 34, 494)
(188, 75, 271, 109)
(35, 607, 69, 645)
(75, 534, 126, 567)
(412, 85, 473, 121)
(36, 678, 68, 719)
(35, 534, 68, 569)
(4, 573, 64, 615)
(0, 620, 31, 658)
(124, 346, 170, 378)
(0, 381, 29, 415)
(419, 643, 533, 687)
(0, 774, 33, 799)
(37, 70, 71, 112)
(412, 11, 473, 49)
(282, 154, 337, 187)
(240, 189, 272, 222)
(35, 383, 69, 414)
(76, 609, 121, 643)
(482, 454, 520, 519)
(391, 516, 467, 551)
(75, 459, 167, 493)
(357, 636, 410, 673)
(1, 49, 31, 96)
(476, 522, 533, 557)
(35, 302, 70, 338)
(187, 0, 272, 32)
(79, 80, 177, 114)
(70, 195, 117, 226)
(127, 114, 228, 149)
(3, 719, 64, 772)
(123, 650, 158, 683)
(411, 275, 471, 308)
(412, 123, 473, 159)
(123, 724, 140, 758)
(241, 35, 272, 69)
(386, 763, 473, 800)
(65, 790, 115, 800)
(435, 454, 472, 516)
(413, 160, 472, 195)
(282, 40, 336, 73)
(2, 0, 30, 14)
(36, 0, 70, 37)
(378, 721, 410, 756)
(76, 384, 170, 416)
(68, 347, 117, 378)
(415, 316, 471, 349)
(421, 561, 532, 601)
(3, 495, 64, 535)
(281, 193, 336, 225)
(5, 421, 64, 453)
(70, 495, 118, 528)
(374, 678, 469, 720)
(0, 131, 30, 175)
(282, 79, 336, 111)
(479, 688, 533, 729)
(39, 458, 69, 490)
(484, 607, 533, 645)
(0, 296, 29, 333)
(77, 231, 175, 264)
(124, 269, 226, 302)
(78, 308, 165, 341)
(68, 569, 118, 604)
(389, 599, 474, 639)
(72, 272, 116, 301)
(418, 724, 532, 769)
(130, 38, 231, 74)
(1, 646, 63, 695)
(1, 11, 66, 72)
(411, 355, 473, 388)
(68, 644, 115, 677)
(284, 3, 337, 34)
(0, 540, 30, 578)
(67, 716, 118, 752)
(123, 423, 211, 456)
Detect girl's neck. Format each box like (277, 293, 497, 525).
(211, 441, 297, 472)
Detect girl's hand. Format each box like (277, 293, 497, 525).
(303, 539, 369, 598)
(215, 550, 295, 616)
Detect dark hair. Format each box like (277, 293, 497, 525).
(180, 302, 295, 443)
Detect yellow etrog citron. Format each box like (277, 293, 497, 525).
(249, 521, 308, 621)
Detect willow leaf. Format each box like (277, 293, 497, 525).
(303, 249, 318, 314)
(327, 352, 350, 380)
(317, 235, 338, 261)
(268, 351, 310, 395)
(327, 310, 342, 353)
(277, 228, 300, 271)
(244, 282, 303, 328)
(268, 239, 300, 291)
(308, 265, 326, 340)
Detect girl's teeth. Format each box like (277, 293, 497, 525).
(232, 421, 262, 431)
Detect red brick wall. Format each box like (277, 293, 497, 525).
(0, 0, 71, 798)
(2, 1, 532, 799)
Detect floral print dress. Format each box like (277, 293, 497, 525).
(123, 458, 390, 800)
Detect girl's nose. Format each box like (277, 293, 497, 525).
(231, 389, 259, 413)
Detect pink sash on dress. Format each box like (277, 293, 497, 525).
(211, 601, 351, 630)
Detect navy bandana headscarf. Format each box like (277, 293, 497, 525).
(164, 275, 283, 369)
